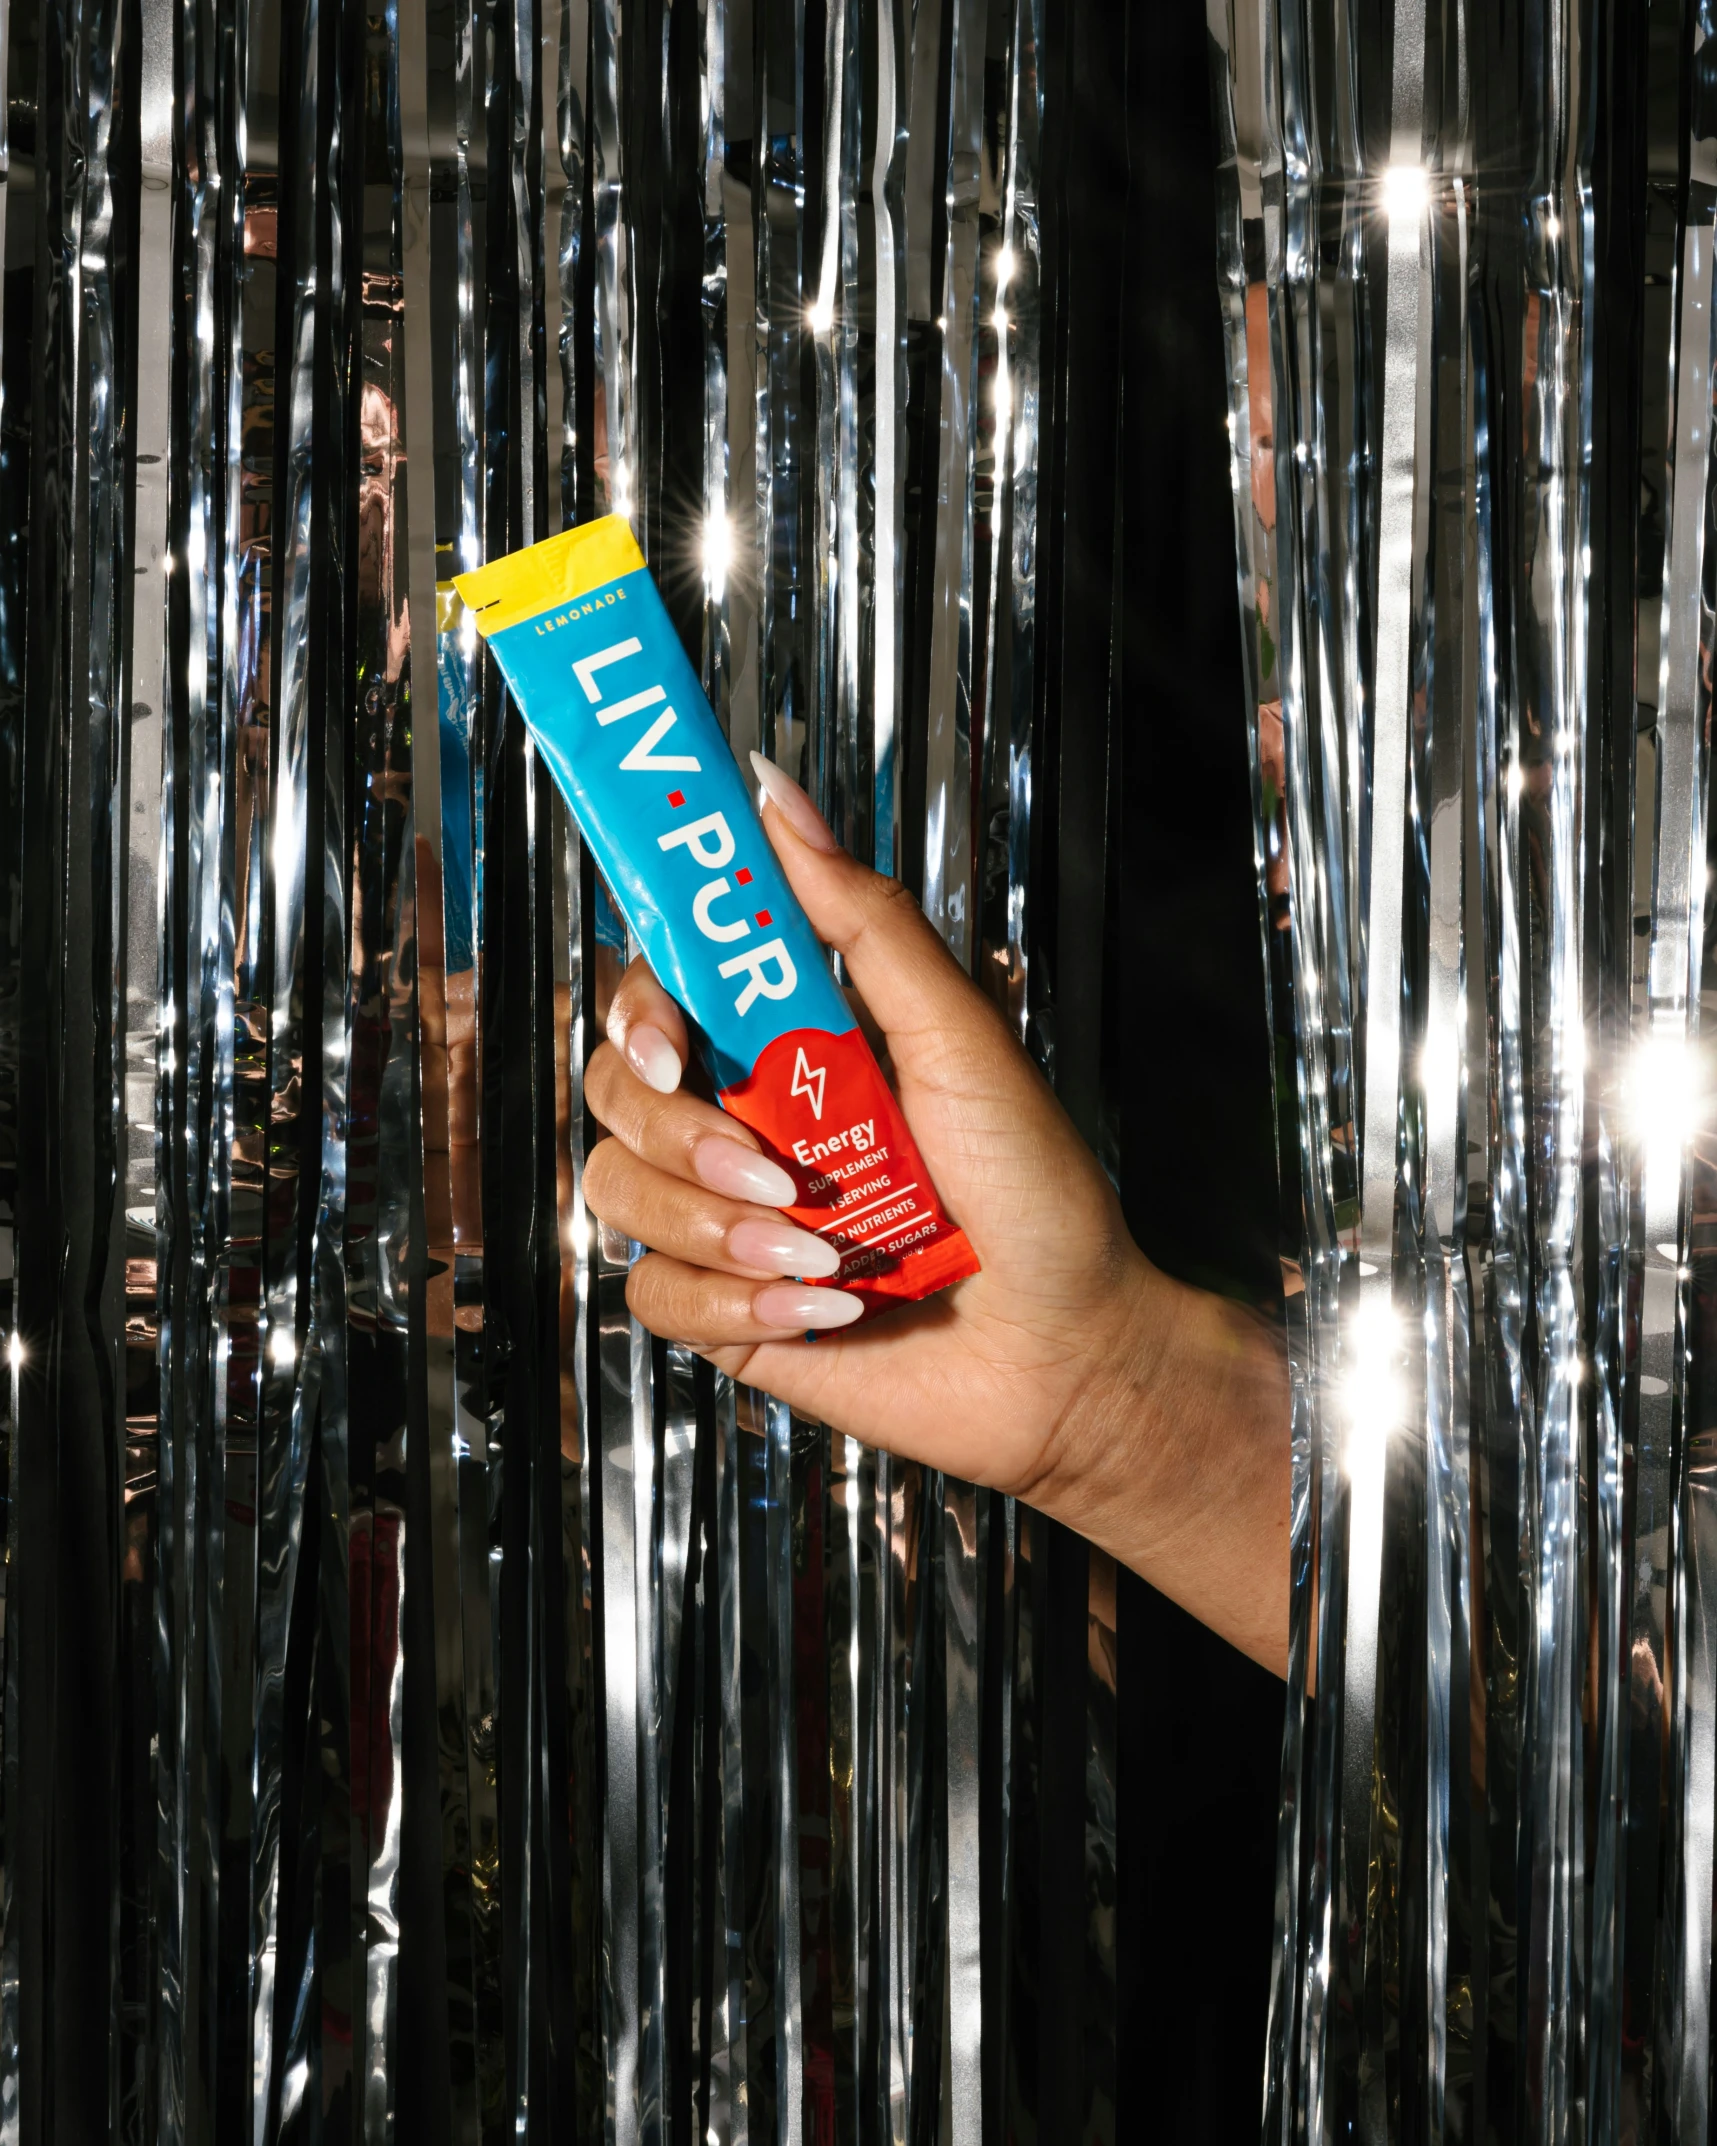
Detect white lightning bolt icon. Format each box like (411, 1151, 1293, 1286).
(791, 1047, 827, 1121)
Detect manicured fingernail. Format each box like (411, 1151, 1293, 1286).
(749, 751, 840, 853)
(694, 1135, 798, 1207)
(729, 1217, 842, 1279)
(754, 1283, 863, 1331)
(624, 1021, 682, 1095)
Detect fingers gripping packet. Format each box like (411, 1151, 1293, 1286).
(456, 518, 980, 1316)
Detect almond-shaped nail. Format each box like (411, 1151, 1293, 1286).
(749, 751, 840, 853)
(729, 1217, 841, 1279)
(693, 1135, 798, 1207)
(754, 1283, 863, 1331)
(623, 1020, 682, 1095)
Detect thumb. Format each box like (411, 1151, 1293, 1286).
(749, 752, 994, 1050)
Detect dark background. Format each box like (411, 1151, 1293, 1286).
(1112, 0, 1284, 2135)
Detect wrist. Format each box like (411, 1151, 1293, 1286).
(1021, 1250, 1291, 1673)
(1013, 1246, 1168, 1547)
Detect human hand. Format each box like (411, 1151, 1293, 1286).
(582, 754, 1290, 1670)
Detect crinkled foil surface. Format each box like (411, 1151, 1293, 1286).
(0, 0, 1156, 2131)
(1217, 0, 1717, 2136)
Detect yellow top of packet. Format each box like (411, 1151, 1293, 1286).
(453, 515, 645, 636)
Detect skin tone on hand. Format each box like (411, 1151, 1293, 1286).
(582, 752, 1292, 1675)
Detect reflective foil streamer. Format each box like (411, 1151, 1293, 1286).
(1214, 0, 1717, 2136)
(0, 0, 1238, 2133)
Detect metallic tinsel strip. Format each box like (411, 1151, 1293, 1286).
(1214, 2, 1717, 2142)
(0, 0, 23, 2098)
(20, 0, 1136, 2127)
(1657, 10, 1717, 2121)
(124, 11, 174, 2137)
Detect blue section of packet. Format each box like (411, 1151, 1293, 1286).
(485, 567, 854, 1089)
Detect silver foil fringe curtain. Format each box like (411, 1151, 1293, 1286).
(0, 0, 1166, 2130)
(1215, 0, 1717, 2136)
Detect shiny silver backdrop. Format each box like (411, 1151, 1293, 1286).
(1217, 0, 1717, 2136)
(0, 0, 1206, 2130)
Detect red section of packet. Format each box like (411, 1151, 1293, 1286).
(718, 1028, 980, 1319)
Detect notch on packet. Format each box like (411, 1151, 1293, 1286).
(455, 517, 981, 1319)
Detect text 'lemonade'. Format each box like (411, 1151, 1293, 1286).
(455, 517, 980, 1317)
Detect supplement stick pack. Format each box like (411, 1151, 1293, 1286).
(455, 517, 980, 1318)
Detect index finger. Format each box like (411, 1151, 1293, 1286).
(605, 952, 692, 1095)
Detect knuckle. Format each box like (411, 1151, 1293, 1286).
(675, 1120, 713, 1179)
(624, 1257, 669, 1335)
(627, 1255, 740, 1348)
(584, 1040, 625, 1126)
(616, 953, 678, 1031)
(626, 1256, 696, 1343)
(653, 1176, 697, 1241)
(586, 1044, 669, 1155)
(658, 1177, 726, 1260)
(854, 872, 920, 948)
(581, 1135, 625, 1215)
(610, 957, 651, 1018)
